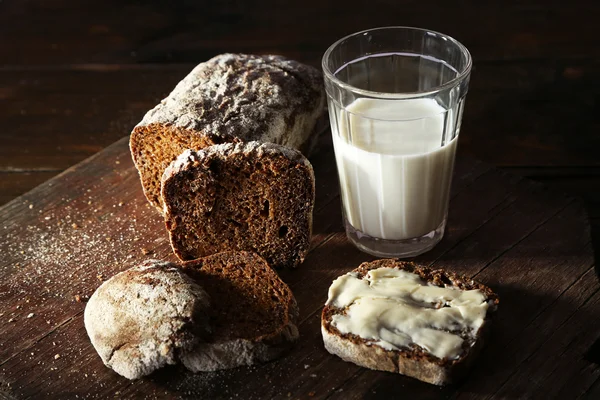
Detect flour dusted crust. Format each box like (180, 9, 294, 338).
(137, 54, 324, 145)
(161, 142, 315, 269)
(83, 260, 211, 380)
(130, 53, 326, 211)
(163, 141, 313, 183)
(321, 260, 499, 386)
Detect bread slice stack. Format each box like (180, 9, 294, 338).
(130, 53, 322, 270)
(85, 252, 298, 379)
(322, 259, 499, 385)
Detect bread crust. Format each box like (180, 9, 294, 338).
(321, 260, 499, 385)
(129, 53, 325, 211)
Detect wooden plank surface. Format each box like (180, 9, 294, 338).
(0, 133, 596, 399)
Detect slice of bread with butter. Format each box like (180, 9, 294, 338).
(321, 259, 499, 385)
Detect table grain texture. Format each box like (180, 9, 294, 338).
(1, 1, 599, 399)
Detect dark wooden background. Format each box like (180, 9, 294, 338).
(1, 1, 599, 397)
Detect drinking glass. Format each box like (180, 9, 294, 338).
(322, 26, 472, 258)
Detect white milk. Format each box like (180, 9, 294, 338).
(332, 97, 458, 240)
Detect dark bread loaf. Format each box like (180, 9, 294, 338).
(321, 259, 499, 386)
(161, 141, 315, 269)
(129, 53, 325, 211)
(180, 251, 299, 371)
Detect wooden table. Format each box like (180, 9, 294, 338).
(1, 1, 599, 399)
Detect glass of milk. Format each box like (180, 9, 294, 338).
(322, 27, 472, 258)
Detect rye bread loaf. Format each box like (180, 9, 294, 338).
(180, 251, 299, 371)
(321, 259, 499, 386)
(161, 141, 314, 269)
(84, 260, 211, 380)
(129, 53, 325, 212)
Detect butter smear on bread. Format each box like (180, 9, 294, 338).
(326, 267, 490, 359)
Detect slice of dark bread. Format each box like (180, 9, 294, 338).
(161, 141, 315, 269)
(180, 251, 299, 371)
(129, 53, 325, 212)
(321, 259, 499, 386)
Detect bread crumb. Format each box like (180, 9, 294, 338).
(29, 204, 34, 209)
(74, 294, 82, 302)
(96, 274, 103, 281)
(54, 354, 60, 360)
(27, 313, 34, 318)
(310, 374, 317, 378)
(141, 248, 152, 255)
(308, 391, 315, 397)
(118, 201, 124, 206)
(8, 318, 14, 323)
(44, 216, 51, 220)
(72, 223, 79, 229)
(304, 364, 310, 369)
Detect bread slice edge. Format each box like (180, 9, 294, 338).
(179, 251, 301, 371)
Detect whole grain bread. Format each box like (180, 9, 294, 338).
(161, 141, 315, 269)
(179, 251, 299, 371)
(321, 259, 499, 386)
(129, 53, 325, 212)
(84, 260, 211, 380)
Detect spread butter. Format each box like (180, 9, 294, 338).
(326, 267, 489, 359)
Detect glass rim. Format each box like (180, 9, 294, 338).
(322, 26, 473, 99)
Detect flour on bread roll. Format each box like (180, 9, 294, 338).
(84, 260, 211, 380)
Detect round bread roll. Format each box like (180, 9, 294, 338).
(84, 260, 211, 379)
